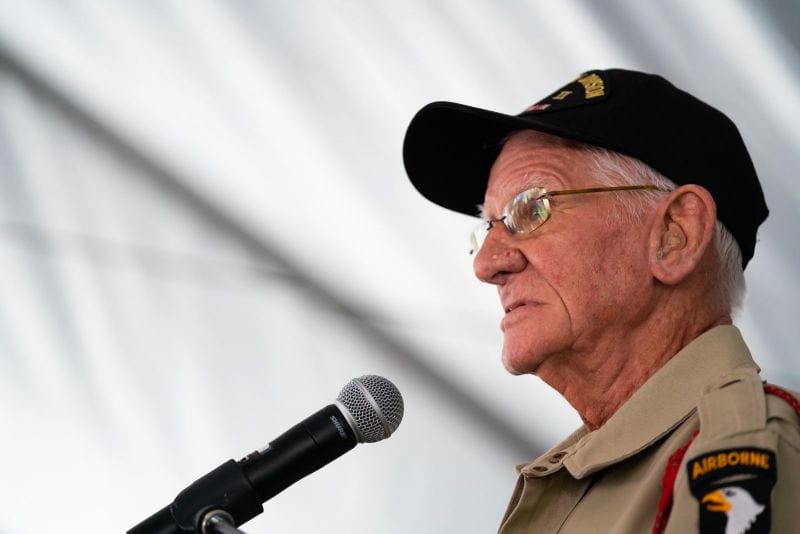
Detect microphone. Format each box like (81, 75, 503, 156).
(128, 375, 404, 534)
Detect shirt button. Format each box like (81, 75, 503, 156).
(531, 465, 548, 472)
(548, 452, 567, 463)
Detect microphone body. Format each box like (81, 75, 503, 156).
(241, 403, 358, 502)
(128, 376, 402, 533)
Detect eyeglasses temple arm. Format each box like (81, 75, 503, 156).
(545, 185, 668, 198)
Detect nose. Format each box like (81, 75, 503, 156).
(473, 223, 527, 285)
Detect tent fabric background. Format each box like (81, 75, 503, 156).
(0, 2, 798, 532)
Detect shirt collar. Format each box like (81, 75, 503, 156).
(521, 325, 759, 478)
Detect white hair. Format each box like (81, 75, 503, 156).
(579, 146, 746, 316)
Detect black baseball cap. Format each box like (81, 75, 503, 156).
(403, 69, 768, 268)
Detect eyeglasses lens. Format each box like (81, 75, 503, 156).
(506, 188, 550, 234)
(469, 188, 551, 255)
(469, 226, 484, 255)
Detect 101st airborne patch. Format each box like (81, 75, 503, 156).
(686, 447, 776, 534)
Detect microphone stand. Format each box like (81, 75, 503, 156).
(202, 510, 249, 534)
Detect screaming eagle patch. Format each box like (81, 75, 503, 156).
(686, 448, 776, 534)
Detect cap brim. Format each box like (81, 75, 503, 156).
(402, 101, 609, 217)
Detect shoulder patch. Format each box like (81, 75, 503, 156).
(686, 447, 776, 533)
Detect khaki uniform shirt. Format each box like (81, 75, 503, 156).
(498, 326, 800, 534)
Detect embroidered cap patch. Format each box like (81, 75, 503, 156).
(686, 447, 776, 534)
(521, 71, 610, 115)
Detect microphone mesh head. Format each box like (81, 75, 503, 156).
(336, 375, 404, 443)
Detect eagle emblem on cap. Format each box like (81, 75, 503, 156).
(701, 486, 765, 534)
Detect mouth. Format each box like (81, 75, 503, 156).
(503, 300, 538, 314)
(500, 300, 542, 332)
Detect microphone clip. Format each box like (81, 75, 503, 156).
(129, 459, 262, 533)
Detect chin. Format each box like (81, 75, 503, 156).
(502, 358, 526, 376)
(501, 345, 540, 376)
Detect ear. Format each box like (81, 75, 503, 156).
(649, 185, 717, 284)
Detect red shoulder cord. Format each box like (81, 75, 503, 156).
(651, 384, 800, 534)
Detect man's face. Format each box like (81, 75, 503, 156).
(473, 131, 654, 376)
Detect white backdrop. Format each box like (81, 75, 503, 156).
(0, 1, 798, 533)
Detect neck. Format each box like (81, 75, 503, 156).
(536, 311, 731, 431)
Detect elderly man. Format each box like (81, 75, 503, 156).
(403, 69, 799, 533)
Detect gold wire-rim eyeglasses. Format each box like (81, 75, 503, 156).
(469, 184, 669, 255)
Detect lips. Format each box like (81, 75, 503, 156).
(505, 302, 525, 314)
(502, 299, 540, 315)
(500, 300, 540, 332)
